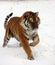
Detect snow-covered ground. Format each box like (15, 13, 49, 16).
(0, 1, 55, 65)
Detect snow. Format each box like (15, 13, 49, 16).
(0, 1, 55, 65)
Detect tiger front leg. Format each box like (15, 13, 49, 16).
(18, 32, 34, 60)
(30, 33, 40, 47)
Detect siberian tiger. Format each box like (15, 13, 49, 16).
(3, 11, 40, 60)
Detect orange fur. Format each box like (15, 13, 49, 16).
(3, 11, 40, 60)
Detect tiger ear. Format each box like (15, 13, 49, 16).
(35, 12, 39, 16)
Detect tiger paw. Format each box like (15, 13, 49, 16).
(30, 43, 34, 47)
(28, 56, 34, 60)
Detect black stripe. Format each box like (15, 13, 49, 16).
(7, 38, 9, 40)
(24, 20, 29, 28)
(32, 34, 38, 41)
(5, 21, 7, 22)
(5, 18, 8, 20)
(7, 16, 9, 18)
(9, 13, 13, 17)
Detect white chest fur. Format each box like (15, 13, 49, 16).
(25, 29, 37, 39)
(20, 21, 37, 39)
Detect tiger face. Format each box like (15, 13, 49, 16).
(23, 11, 40, 30)
(20, 11, 40, 39)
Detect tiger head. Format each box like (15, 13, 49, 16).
(22, 11, 40, 30)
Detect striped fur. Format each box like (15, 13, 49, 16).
(3, 11, 40, 60)
(4, 12, 13, 28)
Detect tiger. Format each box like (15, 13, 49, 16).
(3, 11, 40, 60)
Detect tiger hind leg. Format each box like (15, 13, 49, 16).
(3, 30, 11, 47)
